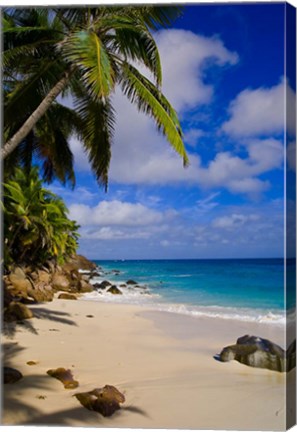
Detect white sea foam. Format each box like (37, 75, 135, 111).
(84, 276, 161, 305)
(82, 290, 285, 326)
(82, 267, 287, 326)
(150, 303, 286, 325)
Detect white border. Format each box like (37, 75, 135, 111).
(1, 1, 296, 432)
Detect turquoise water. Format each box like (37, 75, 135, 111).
(84, 258, 291, 324)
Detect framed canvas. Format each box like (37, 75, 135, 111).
(2, 1, 296, 431)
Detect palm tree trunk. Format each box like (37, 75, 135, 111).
(1, 72, 70, 160)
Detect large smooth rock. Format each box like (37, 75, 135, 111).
(100, 280, 112, 288)
(58, 293, 77, 300)
(107, 286, 122, 295)
(4, 367, 23, 384)
(8, 267, 32, 296)
(37, 269, 51, 284)
(94, 281, 112, 290)
(52, 273, 71, 292)
(74, 385, 125, 417)
(28, 282, 54, 302)
(219, 335, 286, 372)
(79, 279, 94, 293)
(10, 266, 26, 279)
(67, 255, 96, 271)
(126, 280, 137, 285)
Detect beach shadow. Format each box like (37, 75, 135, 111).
(2, 342, 55, 426)
(3, 393, 43, 425)
(213, 354, 222, 362)
(14, 402, 150, 426)
(2, 341, 26, 365)
(2, 306, 77, 339)
(3, 373, 149, 426)
(2, 372, 62, 426)
(2, 318, 38, 338)
(15, 403, 148, 426)
(32, 307, 77, 327)
(124, 405, 150, 418)
(20, 406, 104, 426)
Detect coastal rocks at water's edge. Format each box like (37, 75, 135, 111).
(2, 254, 97, 322)
(107, 285, 123, 295)
(219, 334, 296, 372)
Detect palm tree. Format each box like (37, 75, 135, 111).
(4, 82, 78, 187)
(3, 6, 188, 190)
(3, 166, 80, 267)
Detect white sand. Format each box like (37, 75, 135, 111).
(2, 297, 291, 430)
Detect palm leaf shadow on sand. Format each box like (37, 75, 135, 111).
(3, 342, 26, 365)
(2, 317, 38, 338)
(2, 342, 55, 425)
(19, 403, 150, 426)
(3, 373, 55, 425)
(2, 344, 149, 426)
(32, 307, 78, 326)
(2, 306, 77, 338)
(123, 405, 150, 417)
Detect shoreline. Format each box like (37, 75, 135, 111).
(83, 259, 287, 326)
(2, 297, 288, 430)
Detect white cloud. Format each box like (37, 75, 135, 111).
(71, 94, 283, 195)
(68, 30, 284, 198)
(69, 200, 172, 226)
(49, 184, 97, 203)
(80, 226, 151, 240)
(188, 199, 284, 256)
(221, 79, 295, 137)
(196, 138, 283, 194)
(108, 99, 284, 193)
(75, 199, 284, 259)
(69, 137, 90, 171)
(196, 192, 220, 211)
(155, 29, 238, 112)
(184, 128, 205, 148)
(212, 213, 259, 229)
(70, 29, 238, 175)
(227, 178, 269, 194)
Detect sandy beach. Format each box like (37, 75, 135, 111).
(2, 296, 292, 430)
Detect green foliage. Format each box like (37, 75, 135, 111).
(3, 6, 188, 190)
(3, 166, 80, 268)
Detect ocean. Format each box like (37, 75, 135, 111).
(83, 258, 291, 325)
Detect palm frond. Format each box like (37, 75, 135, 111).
(100, 15, 162, 86)
(63, 30, 115, 99)
(125, 6, 183, 30)
(34, 104, 77, 187)
(4, 63, 66, 150)
(119, 62, 188, 166)
(74, 91, 115, 190)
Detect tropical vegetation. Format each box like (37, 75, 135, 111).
(3, 166, 80, 270)
(3, 6, 188, 190)
(2, 6, 187, 274)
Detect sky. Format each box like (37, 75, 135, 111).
(49, 3, 296, 260)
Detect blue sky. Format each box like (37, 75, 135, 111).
(50, 3, 296, 260)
